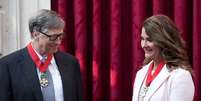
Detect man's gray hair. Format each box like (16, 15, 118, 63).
(29, 9, 65, 36)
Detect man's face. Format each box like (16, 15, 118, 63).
(34, 28, 64, 55)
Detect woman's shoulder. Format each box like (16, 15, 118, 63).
(170, 68, 191, 76)
(168, 67, 194, 95)
(136, 62, 152, 74)
(168, 68, 193, 83)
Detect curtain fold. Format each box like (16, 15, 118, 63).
(52, 0, 201, 101)
(193, 0, 201, 101)
(92, 0, 104, 100)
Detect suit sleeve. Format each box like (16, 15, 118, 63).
(0, 61, 13, 101)
(74, 60, 83, 101)
(169, 70, 195, 101)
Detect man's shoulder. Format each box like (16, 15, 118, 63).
(0, 48, 27, 64)
(55, 51, 78, 61)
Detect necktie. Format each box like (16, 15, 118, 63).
(40, 57, 56, 101)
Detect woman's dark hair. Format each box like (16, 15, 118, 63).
(142, 15, 191, 72)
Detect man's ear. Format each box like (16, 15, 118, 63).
(31, 31, 40, 40)
(32, 31, 39, 37)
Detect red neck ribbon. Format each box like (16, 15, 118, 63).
(27, 43, 53, 73)
(145, 59, 165, 86)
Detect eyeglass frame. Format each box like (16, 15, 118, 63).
(39, 31, 64, 41)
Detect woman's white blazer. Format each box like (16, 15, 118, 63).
(132, 62, 195, 101)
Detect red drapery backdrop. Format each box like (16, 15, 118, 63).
(51, 0, 201, 101)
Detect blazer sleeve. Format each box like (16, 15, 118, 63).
(169, 70, 195, 101)
(74, 60, 83, 101)
(0, 61, 12, 101)
(132, 71, 140, 101)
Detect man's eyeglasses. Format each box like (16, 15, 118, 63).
(39, 31, 64, 41)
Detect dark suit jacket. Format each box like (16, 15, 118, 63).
(0, 47, 83, 101)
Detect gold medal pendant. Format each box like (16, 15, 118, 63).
(40, 72, 49, 87)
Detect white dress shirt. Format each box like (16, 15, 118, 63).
(33, 48, 64, 101)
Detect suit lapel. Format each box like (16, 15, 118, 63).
(54, 52, 72, 101)
(21, 48, 43, 101)
(146, 64, 170, 100)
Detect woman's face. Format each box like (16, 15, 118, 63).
(141, 27, 161, 61)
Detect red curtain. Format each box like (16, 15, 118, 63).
(51, 0, 201, 101)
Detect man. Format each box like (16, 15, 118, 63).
(0, 9, 83, 101)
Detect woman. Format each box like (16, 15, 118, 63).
(132, 15, 194, 101)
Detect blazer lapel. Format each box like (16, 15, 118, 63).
(146, 64, 170, 100)
(21, 48, 43, 101)
(135, 63, 150, 98)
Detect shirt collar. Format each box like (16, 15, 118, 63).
(31, 44, 54, 64)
